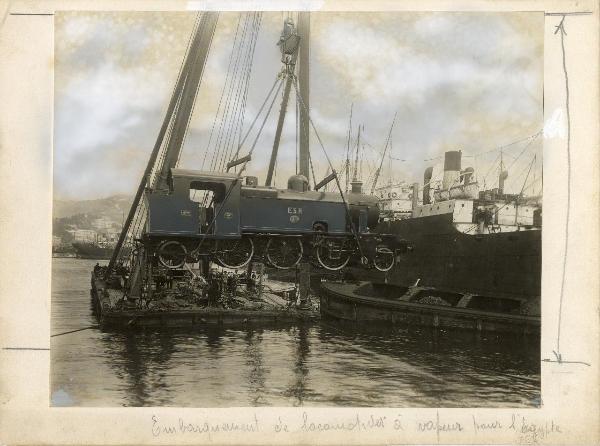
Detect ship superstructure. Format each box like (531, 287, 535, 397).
(373, 149, 542, 315)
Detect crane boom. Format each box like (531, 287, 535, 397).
(106, 12, 219, 278)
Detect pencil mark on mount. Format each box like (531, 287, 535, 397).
(542, 357, 591, 367)
(544, 12, 593, 16)
(3, 347, 50, 351)
(541, 14, 590, 368)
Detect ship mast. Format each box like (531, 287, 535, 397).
(265, 18, 300, 186)
(297, 12, 311, 184)
(265, 12, 310, 187)
(370, 112, 397, 194)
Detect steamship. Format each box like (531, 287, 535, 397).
(371, 150, 541, 315)
(321, 149, 541, 330)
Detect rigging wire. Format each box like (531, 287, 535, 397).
(188, 78, 285, 256)
(115, 13, 207, 266)
(217, 13, 260, 171)
(217, 13, 261, 173)
(177, 12, 219, 167)
(292, 78, 367, 260)
(200, 13, 245, 171)
(231, 76, 281, 163)
(207, 13, 250, 172)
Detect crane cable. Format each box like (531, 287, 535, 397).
(202, 13, 251, 172)
(219, 13, 263, 173)
(292, 78, 367, 261)
(211, 14, 256, 173)
(114, 13, 205, 266)
(188, 78, 285, 257)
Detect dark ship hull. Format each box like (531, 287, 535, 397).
(367, 212, 541, 315)
(72, 242, 114, 260)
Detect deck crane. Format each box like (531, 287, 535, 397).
(105, 12, 219, 287)
(101, 12, 401, 307)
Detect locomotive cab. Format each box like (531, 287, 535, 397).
(146, 168, 241, 238)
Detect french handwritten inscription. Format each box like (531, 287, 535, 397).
(150, 412, 562, 443)
(152, 414, 260, 441)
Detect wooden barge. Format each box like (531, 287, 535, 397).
(91, 272, 318, 329)
(319, 281, 540, 335)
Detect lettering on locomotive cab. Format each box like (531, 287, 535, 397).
(288, 207, 303, 214)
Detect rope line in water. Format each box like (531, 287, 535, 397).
(51, 326, 99, 338)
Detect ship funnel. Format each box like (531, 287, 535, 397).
(442, 150, 462, 190)
(462, 167, 474, 184)
(423, 166, 433, 205)
(498, 170, 508, 194)
(350, 180, 363, 194)
(411, 183, 419, 212)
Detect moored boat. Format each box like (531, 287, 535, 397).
(332, 149, 542, 328)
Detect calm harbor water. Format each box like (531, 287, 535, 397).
(51, 258, 540, 407)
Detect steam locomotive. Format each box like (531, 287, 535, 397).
(142, 168, 404, 271)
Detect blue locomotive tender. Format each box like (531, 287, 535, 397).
(145, 168, 401, 271)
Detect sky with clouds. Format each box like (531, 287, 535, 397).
(54, 11, 543, 200)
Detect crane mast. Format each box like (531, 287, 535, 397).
(105, 12, 219, 278)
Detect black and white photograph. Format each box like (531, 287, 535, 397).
(50, 10, 543, 408)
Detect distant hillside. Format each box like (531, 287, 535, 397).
(53, 195, 133, 221)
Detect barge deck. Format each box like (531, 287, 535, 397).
(91, 273, 319, 329)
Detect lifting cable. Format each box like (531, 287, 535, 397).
(292, 78, 367, 261)
(201, 13, 246, 171)
(153, 13, 203, 185)
(209, 14, 253, 173)
(188, 77, 285, 257)
(218, 13, 262, 173)
(176, 13, 218, 167)
(230, 76, 281, 165)
(215, 12, 262, 173)
(112, 13, 207, 267)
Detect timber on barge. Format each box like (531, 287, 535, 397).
(91, 264, 318, 329)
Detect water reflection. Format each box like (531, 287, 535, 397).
(284, 324, 310, 406)
(51, 258, 540, 407)
(244, 329, 267, 405)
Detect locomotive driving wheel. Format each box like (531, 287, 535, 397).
(316, 237, 352, 271)
(157, 241, 187, 269)
(266, 237, 303, 269)
(373, 246, 394, 272)
(215, 237, 254, 269)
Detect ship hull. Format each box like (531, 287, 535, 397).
(372, 213, 541, 305)
(72, 242, 114, 260)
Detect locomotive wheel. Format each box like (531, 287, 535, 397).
(266, 237, 303, 269)
(215, 237, 254, 269)
(316, 237, 351, 271)
(157, 241, 187, 269)
(373, 246, 394, 272)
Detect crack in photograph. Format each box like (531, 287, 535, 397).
(51, 10, 543, 408)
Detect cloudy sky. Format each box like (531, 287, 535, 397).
(54, 11, 543, 200)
